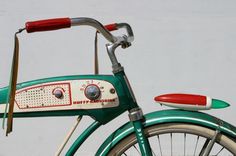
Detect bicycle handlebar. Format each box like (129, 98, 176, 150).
(25, 17, 134, 43)
(25, 18, 71, 33)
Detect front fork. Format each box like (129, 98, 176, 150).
(106, 35, 152, 155)
(129, 108, 153, 156)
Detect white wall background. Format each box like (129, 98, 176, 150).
(1, 0, 236, 155)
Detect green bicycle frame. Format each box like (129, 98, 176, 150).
(0, 17, 155, 155)
(0, 70, 153, 155)
(1, 57, 236, 156)
(1, 17, 236, 156)
(0, 73, 136, 122)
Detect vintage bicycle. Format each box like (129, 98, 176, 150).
(0, 17, 236, 155)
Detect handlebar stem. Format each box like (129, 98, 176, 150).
(70, 18, 134, 73)
(106, 38, 125, 73)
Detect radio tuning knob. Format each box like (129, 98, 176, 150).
(84, 84, 101, 100)
(53, 88, 64, 99)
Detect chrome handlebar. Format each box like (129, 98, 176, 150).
(25, 17, 134, 73)
(26, 17, 134, 45)
(71, 18, 117, 43)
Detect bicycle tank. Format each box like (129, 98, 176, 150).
(0, 75, 131, 124)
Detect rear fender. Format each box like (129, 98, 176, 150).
(96, 109, 236, 156)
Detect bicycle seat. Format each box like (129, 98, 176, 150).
(154, 93, 230, 110)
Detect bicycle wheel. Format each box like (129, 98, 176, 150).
(108, 123, 236, 156)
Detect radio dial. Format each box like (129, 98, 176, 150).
(84, 84, 101, 100)
(53, 88, 64, 99)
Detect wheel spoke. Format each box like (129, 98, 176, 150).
(193, 136, 200, 156)
(184, 133, 186, 156)
(171, 133, 173, 156)
(157, 135, 163, 156)
(215, 147, 224, 156)
(133, 145, 141, 155)
(151, 148, 157, 156)
(199, 139, 211, 156)
(199, 130, 220, 156)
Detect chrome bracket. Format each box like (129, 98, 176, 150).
(128, 108, 143, 121)
(200, 121, 223, 156)
(106, 36, 131, 74)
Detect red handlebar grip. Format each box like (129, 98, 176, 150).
(25, 18, 71, 33)
(104, 23, 118, 31)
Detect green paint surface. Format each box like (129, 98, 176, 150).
(212, 99, 230, 109)
(96, 109, 236, 156)
(0, 74, 133, 124)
